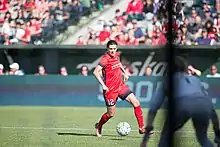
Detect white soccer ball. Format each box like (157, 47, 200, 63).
(116, 122, 131, 136)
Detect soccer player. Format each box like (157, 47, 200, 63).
(93, 40, 146, 137)
(141, 56, 216, 147)
(188, 65, 220, 145)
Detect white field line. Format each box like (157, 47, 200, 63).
(0, 126, 215, 134)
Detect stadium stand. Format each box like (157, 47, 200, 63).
(0, 0, 114, 45)
(75, 0, 220, 46)
(0, 0, 220, 45)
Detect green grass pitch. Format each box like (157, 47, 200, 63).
(0, 106, 218, 147)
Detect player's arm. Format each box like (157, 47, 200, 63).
(120, 63, 130, 82)
(188, 65, 201, 76)
(93, 65, 108, 91)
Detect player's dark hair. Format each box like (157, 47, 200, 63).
(174, 56, 188, 72)
(106, 40, 118, 48)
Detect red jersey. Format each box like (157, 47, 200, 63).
(99, 31, 110, 42)
(99, 52, 123, 92)
(0, 0, 8, 12)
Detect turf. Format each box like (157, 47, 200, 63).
(0, 106, 218, 147)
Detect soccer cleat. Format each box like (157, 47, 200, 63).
(139, 127, 146, 134)
(139, 127, 154, 135)
(95, 123, 102, 137)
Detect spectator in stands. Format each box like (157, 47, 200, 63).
(195, 28, 212, 45)
(93, 0, 105, 11)
(52, 1, 69, 32)
(144, 66, 152, 76)
(87, 32, 99, 45)
(59, 66, 68, 76)
(35, 65, 47, 76)
(132, 20, 145, 44)
(203, 9, 213, 22)
(0, 0, 8, 14)
(19, 22, 31, 44)
(180, 35, 189, 45)
(3, 34, 11, 45)
(151, 27, 167, 45)
(142, 0, 154, 14)
(76, 35, 86, 45)
(40, 12, 56, 41)
(115, 9, 123, 21)
(72, 0, 86, 19)
(0, 0, 95, 45)
(191, 16, 203, 39)
(188, 7, 198, 27)
(126, 0, 144, 21)
(1, 18, 12, 38)
(214, 14, 220, 30)
(9, 62, 24, 76)
(114, 32, 126, 45)
(80, 65, 88, 76)
(204, 20, 217, 44)
(0, 64, 4, 75)
(174, 28, 183, 45)
(180, 25, 193, 44)
(152, 15, 162, 31)
(76, 0, 220, 46)
(214, 27, 220, 43)
(127, 29, 139, 45)
(29, 18, 43, 44)
(98, 25, 110, 45)
(206, 64, 220, 78)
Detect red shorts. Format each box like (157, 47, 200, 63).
(103, 84, 132, 106)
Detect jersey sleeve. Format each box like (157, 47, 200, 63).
(98, 56, 108, 68)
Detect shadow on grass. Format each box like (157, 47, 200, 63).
(57, 132, 95, 136)
(109, 138, 125, 141)
(57, 132, 115, 137)
(57, 132, 142, 138)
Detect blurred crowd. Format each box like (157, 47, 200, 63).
(0, 61, 140, 76)
(1, 0, 219, 46)
(0, 62, 91, 76)
(0, 0, 114, 45)
(76, 0, 220, 46)
(0, 0, 220, 75)
(1, 61, 220, 78)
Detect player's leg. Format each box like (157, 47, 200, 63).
(211, 108, 220, 145)
(157, 116, 171, 147)
(95, 105, 116, 137)
(126, 93, 146, 133)
(95, 92, 117, 137)
(192, 117, 213, 147)
(118, 84, 145, 134)
(191, 97, 214, 147)
(158, 107, 190, 147)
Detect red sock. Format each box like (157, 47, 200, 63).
(97, 112, 112, 128)
(134, 105, 144, 129)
